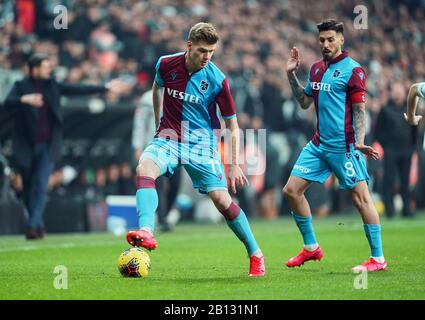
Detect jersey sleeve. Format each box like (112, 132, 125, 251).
(417, 82, 425, 98)
(348, 66, 367, 104)
(215, 78, 236, 119)
(154, 57, 164, 87)
(304, 68, 313, 97)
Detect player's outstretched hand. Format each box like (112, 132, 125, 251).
(355, 144, 380, 160)
(286, 47, 301, 73)
(228, 165, 249, 194)
(404, 113, 423, 126)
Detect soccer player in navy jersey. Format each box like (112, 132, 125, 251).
(126, 22, 265, 276)
(284, 19, 387, 272)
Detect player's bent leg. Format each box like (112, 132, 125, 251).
(349, 181, 387, 271)
(283, 176, 323, 267)
(282, 176, 312, 217)
(209, 190, 265, 277)
(127, 158, 161, 250)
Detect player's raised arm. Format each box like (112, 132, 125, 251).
(152, 81, 163, 129)
(286, 47, 313, 110)
(405, 82, 424, 126)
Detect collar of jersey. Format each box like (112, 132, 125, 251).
(183, 51, 205, 76)
(325, 50, 349, 65)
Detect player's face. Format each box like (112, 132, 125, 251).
(319, 30, 344, 61)
(187, 41, 216, 69)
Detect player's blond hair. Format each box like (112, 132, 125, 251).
(188, 22, 219, 44)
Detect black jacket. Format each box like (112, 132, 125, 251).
(375, 101, 417, 151)
(4, 77, 107, 168)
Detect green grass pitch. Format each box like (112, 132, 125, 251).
(1, 213, 424, 300)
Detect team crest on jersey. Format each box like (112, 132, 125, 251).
(346, 152, 351, 159)
(171, 72, 177, 80)
(200, 80, 209, 92)
(333, 69, 341, 79)
(315, 68, 320, 75)
(358, 72, 364, 80)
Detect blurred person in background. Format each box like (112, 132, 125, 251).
(3, 53, 127, 240)
(405, 82, 425, 209)
(375, 82, 417, 218)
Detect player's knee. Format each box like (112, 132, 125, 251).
(209, 191, 232, 211)
(136, 163, 145, 176)
(283, 184, 301, 200)
(351, 193, 367, 210)
(136, 159, 158, 178)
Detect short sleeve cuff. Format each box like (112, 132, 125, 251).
(417, 83, 425, 98)
(222, 114, 236, 120)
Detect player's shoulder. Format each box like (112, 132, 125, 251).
(344, 56, 365, 72)
(343, 57, 367, 83)
(204, 60, 226, 86)
(157, 52, 185, 69)
(309, 60, 326, 74)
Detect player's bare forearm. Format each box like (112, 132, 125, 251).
(287, 71, 312, 109)
(224, 117, 240, 166)
(152, 82, 163, 128)
(407, 84, 419, 118)
(353, 103, 366, 145)
(224, 116, 249, 192)
(353, 102, 379, 160)
(404, 83, 424, 126)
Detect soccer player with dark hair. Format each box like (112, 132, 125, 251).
(126, 22, 265, 277)
(284, 19, 387, 271)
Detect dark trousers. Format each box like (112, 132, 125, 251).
(18, 143, 54, 229)
(382, 148, 413, 217)
(156, 168, 181, 225)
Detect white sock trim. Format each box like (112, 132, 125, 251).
(371, 256, 385, 263)
(250, 249, 263, 257)
(304, 243, 319, 252)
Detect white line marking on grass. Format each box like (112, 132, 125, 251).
(0, 240, 119, 253)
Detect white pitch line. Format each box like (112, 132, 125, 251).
(0, 240, 120, 253)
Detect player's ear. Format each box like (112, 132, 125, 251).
(339, 34, 345, 46)
(187, 40, 193, 51)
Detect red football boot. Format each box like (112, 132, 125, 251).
(249, 255, 265, 277)
(352, 258, 388, 272)
(126, 229, 157, 250)
(285, 246, 323, 267)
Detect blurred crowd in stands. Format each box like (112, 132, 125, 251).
(1, 0, 425, 221)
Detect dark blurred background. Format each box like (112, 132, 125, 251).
(1, 0, 424, 234)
